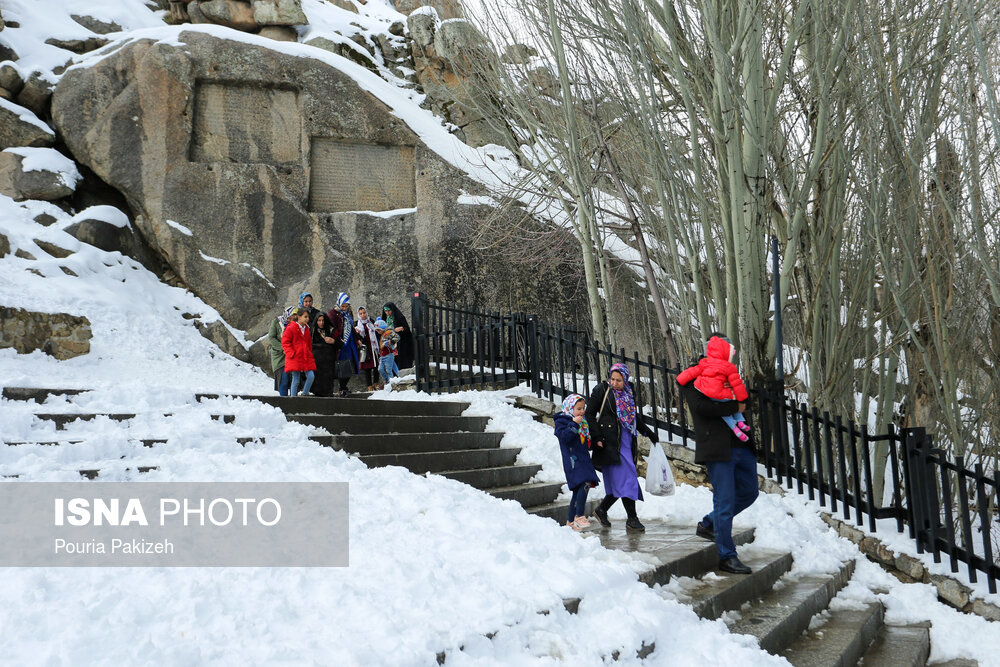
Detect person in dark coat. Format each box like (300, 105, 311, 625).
(381, 302, 414, 370)
(327, 292, 360, 397)
(310, 312, 339, 397)
(554, 393, 600, 531)
(679, 335, 759, 575)
(587, 363, 658, 532)
(267, 306, 294, 396)
(298, 292, 321, 327)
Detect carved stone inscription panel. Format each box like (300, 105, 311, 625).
(191, 82, 301, 164)
(309, 139, 416, 212)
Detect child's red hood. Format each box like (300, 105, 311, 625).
(706, 336, 733, 362)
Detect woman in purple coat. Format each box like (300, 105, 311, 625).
(586, 363, 659, 532)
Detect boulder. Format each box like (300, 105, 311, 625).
(63, 207, 132, 254)
(0, 41, 18, 63)
(34, 239, 75, 258)
(198, 0, 259, 30)
(16, 72, 54, 117)
(502, 43, 537, 65)
(0, 148, 80, 201)
(251, 0, 307, 25)
(187, 1, 210, 23)
(328, 0, 359, 12)
(0, 307, 92, 359)
(0, 64, 24, 96)
(0, 231, 8, 257)
(194, 319, 252, 362)
(51, 30, 588, 337)
(71, 14, 123, 34)
(44, 37, 109, 54)
(0, 98, 54, 150)
(395, 0, 464, 19)
(257, 25, 298, 41)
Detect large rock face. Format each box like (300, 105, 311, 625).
(51, 31, 585, 338)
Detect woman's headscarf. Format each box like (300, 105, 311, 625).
(298, 292, 312, 308)
(278, 305, 294, 328)
(337, 293, 353, 343)
(609, 363, 637, 435)
(561, 394, 591, 447)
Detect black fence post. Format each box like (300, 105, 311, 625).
(526, 315, 540, 396)
(411, 292, 428, 392)
(905, 427, 940, 560)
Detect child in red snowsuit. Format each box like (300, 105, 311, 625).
(677, 335, 751, 441)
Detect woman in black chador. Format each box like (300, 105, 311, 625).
(381, 302, 414, 370)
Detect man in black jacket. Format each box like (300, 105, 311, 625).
(679, 359, 759, 574)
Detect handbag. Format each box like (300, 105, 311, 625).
(336, 358, 354, 379)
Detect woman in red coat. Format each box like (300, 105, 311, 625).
(282, 307, 316, 396)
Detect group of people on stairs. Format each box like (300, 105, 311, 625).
(266, 292, 414, 397)
(554, 334, 759, 577)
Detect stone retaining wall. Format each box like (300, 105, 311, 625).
(0, 306, 92, 359)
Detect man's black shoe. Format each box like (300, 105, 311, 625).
(594, 506, 611, 527)
(625, 517, 646, 532)
(718, 557, 752, 574)
(696, 522, 714, 541)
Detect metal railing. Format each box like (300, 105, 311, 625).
(411, 293, 1000, 591)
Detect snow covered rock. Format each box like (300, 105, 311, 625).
(396, 0, 464, 19)
(0, 147, 80, 201)
(0, 306, 92, 359)
(407, 13, 507, 147)
(0, 98, 54, 150)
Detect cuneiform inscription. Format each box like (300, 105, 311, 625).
(191, 82, 301, 164)
(309, 139, 416, 213)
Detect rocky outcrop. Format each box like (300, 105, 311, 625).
(182, 0, 307, 34)
(0, 307, 92, 359)
(193, 319, 252, 362)
(196, 0, 259, 30)
(0, 147, 79, 201)
(406, 10, 508, 148)
(396, 0, 464, 19)
(51, 30, 586, 343)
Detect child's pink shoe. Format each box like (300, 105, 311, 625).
(732, 426, 749, 442)
(737, 421, 751, 433)
(574, 516, 591, 528)
(566, 521, 584, 532)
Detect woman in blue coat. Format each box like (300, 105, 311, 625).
(554, 393, 600, 531)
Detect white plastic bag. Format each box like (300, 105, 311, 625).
(644, 443, 676, 496)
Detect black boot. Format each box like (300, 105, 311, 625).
(696, 522, 715, 541)
(719, 556, 752, 574)
(625, 517, 646, 532)
(594, 495, 615, 527)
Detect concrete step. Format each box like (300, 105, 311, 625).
(441, 464, 541, 490)
(727, 559, 856, 655)
(32, 413, 235, 428)
(2, 387, 88, 402)
(856, 622, 930, 667)
(359, 447, 521, 474)
(311, 432, 503, 455)
(77, 465, 159, 479)
(594, 523, 756, 587)
(288, 414, 489, 435)
(527, 498, 600, 523)
(486, 481, 563, 508)
(681, 550, 794, 620)
(780, 600, 884, 667)
(199, 394, 469, 417)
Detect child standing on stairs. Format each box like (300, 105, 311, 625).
(676, 334, 752, 441)
(554, 394, 600, 531)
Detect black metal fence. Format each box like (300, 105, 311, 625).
(411, 293, 1000, 592)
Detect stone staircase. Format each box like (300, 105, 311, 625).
(0, 387, 967, 666)
(0, 387, 587, 522)
(590, 523, 936, 666)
